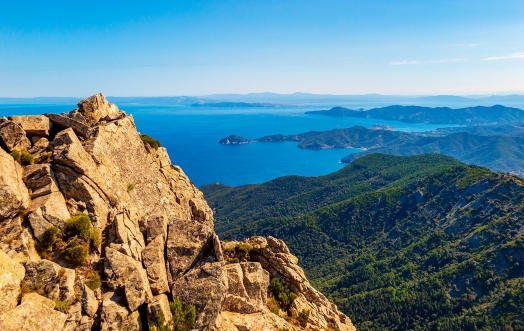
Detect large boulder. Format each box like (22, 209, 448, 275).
(0, 249, 25, 312)
(0, 148, 30, 221)
(81, 281, 98, 317)
(0, 293, 68, 331)
(142, 235, 169, 295)
(0, 120, 31, 152)
(77, 93, 119, 125)
(23, 260, 76, 304)
(100, 292, 142, 331)
(171, 262, 228, 329)
(223, 262, 269, 314)
(104, 246, 153, 311)
(9, 115, 52, 137)
(165, 217, 214, 284)
(0, 216, 40, 263)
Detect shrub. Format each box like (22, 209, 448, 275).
(141, 134, 161, 150)
(10, 149, 34, 165)
(55, 300, 70, 313)
(41, 226, 62, 250)
(269, 277, 297, 311)
(127, 183, 135, 191)
(235, 243, 252, 254)
(297, 309, 310, 327)
(63, 238, 88, 265)
(149, 297, 196, 331)
(86, 272, 102, 290)
(66, 212, 100, 247)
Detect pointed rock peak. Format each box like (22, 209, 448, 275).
(77, 93, 119, 125)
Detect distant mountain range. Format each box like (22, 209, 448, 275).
(2, 93, 524, 108)
(306, 105, 524, 125)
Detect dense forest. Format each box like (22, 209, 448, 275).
(202, 154, 524, 330)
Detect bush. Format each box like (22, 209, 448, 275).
(10, 149, 34, 165)
(269, 277, 297, 311)
(66, 212, 100, 247)
(41, 226, 62, 250)
(63, 238, 88, 265)
(297, 309, 310, 327)
(127, 183, 135, 191)
(149, 297, 196, 331)
(86, 272, 102, 290)
(141, 134, 161, 150)
(55, 300, 70, 313)
(235, 243, 252, 254)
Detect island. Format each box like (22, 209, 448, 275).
(306, 104, 524, 125)
(218, 135, 250, 144)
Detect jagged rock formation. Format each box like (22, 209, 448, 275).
(0, 93, 355, 331)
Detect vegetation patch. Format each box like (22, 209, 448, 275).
(141, 134, 161, 150)
(269, 277, 297, 311)
(149, 297, 196, 331)
(54, 300, 70, 313)
(63, 237, 88, 265)
(86, 272, 102, 290)
(10, 149, 34, 165)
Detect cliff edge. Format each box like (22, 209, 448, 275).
(0, 94, 355, 331)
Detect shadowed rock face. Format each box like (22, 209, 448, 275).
(0, 93, 355, 331)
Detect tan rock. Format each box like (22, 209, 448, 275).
(0, 120, 31, 152)
(9, 115, 52, 136)
(147, 294, 172, 328)
(24, 260, 76, 304)
(100, 292, 142, 331)
(81, 281, 98, 317)
(146, 214, 168, 244)
(0, 148, 30, 221)
(166, 217, 214, 283)
(0, 292, 67, 331)
(217, 309, 294, 331)
(0, 249, 25, 312)
(0, 216, 40, 263)
(171, 262, 228, 329)
(104, 246, 153, 311)
(77, 93, 119, 125)
(142, 235, 169, 295)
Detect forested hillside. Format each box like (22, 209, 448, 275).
(203, 154, 524, 330)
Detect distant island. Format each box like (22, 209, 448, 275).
(191, 102, 294, 108)
(306, 104, 524, 125)
(218, 135, 249, 145)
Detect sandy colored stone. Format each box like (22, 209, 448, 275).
(147, 294, 172, 328)
(0, 148, 30, 221)
(0, 249, 25, 312)
(0, 120, 31, 152)
(9, 115, 52, 136)
(0, 216, 40, 263)
(0, 292, 67, 331)
(142, 235, 169, 295)
(100, 292, 142, 331)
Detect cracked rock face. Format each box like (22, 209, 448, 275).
(0, 93, 355, 331)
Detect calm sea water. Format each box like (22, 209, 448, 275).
(0, 104, 459, 187)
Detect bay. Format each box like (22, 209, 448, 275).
(0, 104, 459, 187)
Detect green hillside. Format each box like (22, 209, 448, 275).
(203, 154, 524, 331)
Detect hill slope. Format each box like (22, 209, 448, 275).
(203, 154, 524, 331)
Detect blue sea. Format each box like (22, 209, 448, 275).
(0, 104, 459, 187)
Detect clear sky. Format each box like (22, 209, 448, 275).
(1, 0, 523, 97)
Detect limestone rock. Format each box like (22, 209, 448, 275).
(100, 292, 142, 331)
(0, 216, 40, 263)
(77, 93, 119, 125)
(223, 262, 269, 314)
(81, 281, 98, 317)
(47, 114, 91, 138)
(147, 294, 173, 328)
(113, 212, 145, 261)
(9, 115, 52, 136)
(0, 292, 67, 331)
(24, 164, 61, 198)
(0, 120, 31, 151)
(104, 246, 153, 311)
(76, 316, 94, 331)
(0, 148, 30, 220)
(171, 262, 228, 329)
(217, 309, 294, 331)
(24, 260, 76, 304)
(142, 235, 169, 295)
(166, 217, 214, 283)
(0, 249, 26, 312)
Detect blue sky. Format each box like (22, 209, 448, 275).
(1, 0, 523, 97)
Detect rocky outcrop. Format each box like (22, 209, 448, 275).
(0, 93, 355, 331)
